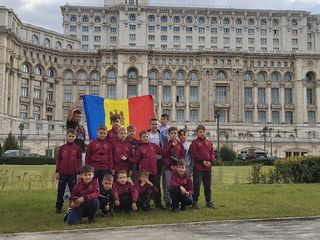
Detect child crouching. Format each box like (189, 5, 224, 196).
(99, 174, 114, 216)
(113, 170, 133, 213)
(169, 160, 193, 211)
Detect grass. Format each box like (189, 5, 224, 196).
(0, 165, 319, 234)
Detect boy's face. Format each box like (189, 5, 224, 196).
(73, 113, 81, 124)
(112, 119, 121, 129)
(150, 120, 158, 131)
(102, 179, 113, 190)
(197, 129, 206, 139)
(117, 130, 127, 141)
(140, 133, 149, 143)
(139, 175, 149, 183)
(178, 132, 187, 143)
(177, 165, 186, 176)
(160, 117, 168, 126)
(97, 129, 107, 140)
(82, 172, 94, 184)
(117, 173, 127, 184)
(169, 130, 178, 141)
(66, 133, 76, 143)
(127, 128, 136, 139)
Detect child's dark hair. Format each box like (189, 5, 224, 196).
(66, 128, 77, 135)
(139, 171, 150, 177)
(110, 113, 120, 123)
(178, 129, 186, 136)
(168, 126, 178, 134)
(177, 160, 185, 167)
(139, 130, 148, 138)
(161, 113, 169, 120)
(97, 125, 107, 131)
(80, 165, 94, 174)
(73, 109, 81, 115)
(127, 125, 136, 131)
(117, 170, 127, 178)
(103, 174, 114, 182)
(196, 124, 206, 132)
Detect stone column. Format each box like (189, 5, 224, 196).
(253, 84, 258, 123)
(185, 80, 190, 123)
(171, 82, 176, 123)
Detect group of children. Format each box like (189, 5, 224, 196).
(55, 113, 215, 225)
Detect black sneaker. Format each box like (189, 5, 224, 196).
(63, 208, 72, 223)
(55, 208, 62, 214)
(206, 202, 216, 209)
(192, 201, 200, 209)
(165, 202, 171, 210)
(88, 218, 96, 224)
(155, 204, 166, 210)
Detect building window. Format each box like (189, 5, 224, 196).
(94, 36, 101, 42)
(173, 36, 180, 42)
(107, 85, 116, 99)
(190, 110, 198, 124)
(244, 72, 252, 81)
(261, 38, 267, 45)
(70, 26, 77, 32)
(70, 16, 77, 22)
(199, 36, 205, 42)
(199, 27, 205, 33)
(129, 25, 136, 31)
(258, 111, 266, 124)
(190, 86, 198, 102)
(161, 35, 167, 41)
(271, 88, 279, 104)
(20, 86, 28, 98)
(223, 28, 230, 34)
(272, 111, 280, 124)
(176, 86, 185, 102)
(307, 89, 314, 105)
(129, 14, 136, 21)
(236, 28, 242, 35)
(161, 26, 167, 32)
(20, 112, 28, 119)
(82, 16, 89, 22)
(176, 109, 185, 124)
(261, 29, 267, 35)
(258, 72, 266, 81)
(244, 87, 252, 104)
(211, 28, 217, 34)
(33, 89, 41, 99)
(236, 37, 242, 44)
(271, 72, 279, 81)
(248, 38, 255, 44)
(148, 35, 155, 41)
(110, 28, 117, 33)
(285, 111, 293, 124)
(244, 111, 253, 123)
(173, 27, 180, 32)
(216, 86, 227, 103)
(82, 26, 89, 32)
(186, 27, 192, 33)
(33, 67, 41, 75)
(284, 88, 293, 104)
(163, 86, 171, 102)
(258, 88, 266, 104)
(110, 36, 117, 42)
(149, 85, 158, 99)
(148, 15, 155, 22)
(292, 39, 298, 45)
(161, 16, 168, 23)
(129, 34, 136, 40)
(308, 111, 316, 124)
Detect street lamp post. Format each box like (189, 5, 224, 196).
(270, 139, 273, 157)
(214, 107, 221, 161)
(262, 126, 268, 151)
(47, 132, 51, 157)
(18, 123, 24, 154)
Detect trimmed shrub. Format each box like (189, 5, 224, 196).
(0, 157, 55, 165)
(213, 158, 274, 166)
(220, 145, 237, 161)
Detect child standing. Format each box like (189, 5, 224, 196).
(178, 129, 193, 177)
(113, 170, 133, 212)
(99, 174, 114, 216)
(55, 129, 82, 213)
(107, 113, 122, 144)
(190, 125, 215, 209)
(169, 160, 193, 211)
(85, 125, 113, 183)
(112, 127, 133, 175)
(163, 127, 185, 209)
(127, 125, 139, 183)
(132, 172, 157, 211)
(65, 165, 100, 224)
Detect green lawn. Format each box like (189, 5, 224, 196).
(0, 165, 319, 234)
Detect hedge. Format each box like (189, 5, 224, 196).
(213, 158, 274, 166)
(0, 157, 55, 165)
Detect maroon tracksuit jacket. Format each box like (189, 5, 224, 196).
(170, 172, 194, 195)
(70, 178, 99, 206)
(85, 139, 113, 171)
(107, 128, 118, 144)
(112, 182, 133, 201)
(131, 142, 164, 176)
(132, 180, 158, 203)
(112, 140, 133, 173)
(190, 137, 215, 172)
(56, 142, 82, 175)
(163, 140, 185, 170)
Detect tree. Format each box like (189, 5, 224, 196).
(220, 144, 237, 161)
(3, 132, 19, 151)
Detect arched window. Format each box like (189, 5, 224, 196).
(95, 17, 101, 23)
(55, 41, 62, 49)
(306, 72, 315, 82)
(307, 23, 313, 31)
(273, 19, 279, 26)
(21, 64, 29, 73)
(173, 16, 180, 23)
(44, 38, 50, 47)
(198, 16, 206, 24)
(176, 71, 185, 80)
(148, 70, 158, 80)
(284, 73, 293, 82)
(162, 70, 172, 80)
(128, 68, 138, 79)
(216, 71, 227, 80)
(32, 35, 39, 44)
(236, 18, 242, 25)
(34, 66, 42, 75)
(271, 72, 280, 81)
(67, 44, 72, 50)
(223, 17, 230, 25)
(148, 15, 155, 22)
(248, 18, 255, 25)
(260, 19, 267, 26)
(91, 71, 100, 81)
(64, 70, 73, 80)
(82, 16, 89, 22)
(70, 16, 77, 22)
(189, 72, 198, 81)
(78, 71, 87, 80)
(47, 68, 55, 78)
(185, 16, 193, 24)
(161, 16, 168, 23)
(258, 72, 266, 81)
(211, 17, 218, 25)
(110, 16, 117, 23)
(129, 14, 136, 21)
(244, 72, 252, 81)
(292, 19, 298, 26)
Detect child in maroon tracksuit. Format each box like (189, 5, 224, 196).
(127, 125, 140, 183)
(112, 126, 133, 175)
(55, 129, 82, 213)
(169, 160, 194, 211)
(113, 170, 133, 212)
(190, 125, 215, 209)
(65, 165, 100, 224)
(162, 126, 185, 209)
(85, 125, 113, 183)
(131, 130, 165, 209)
(107, 113, 121, 144)
(132, 172, 158, 211)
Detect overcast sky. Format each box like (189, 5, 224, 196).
(2, 0, 320, 33)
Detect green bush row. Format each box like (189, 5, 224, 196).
(214, 158, 274, 166)
(0, 157, 55, 165)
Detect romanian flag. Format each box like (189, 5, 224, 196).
(83, 95, 155, 140)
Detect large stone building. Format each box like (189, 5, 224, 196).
(1, 0, 320, 157)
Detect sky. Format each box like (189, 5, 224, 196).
(2, 0, 320, 33)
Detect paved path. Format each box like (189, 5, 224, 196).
(1, 217, 320, 240)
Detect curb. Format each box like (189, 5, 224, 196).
(1, 215, 320, 237)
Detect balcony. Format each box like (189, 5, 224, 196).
(176, 102, 186, 108)
(271, 103, 282, 110)
(257, 103, 268, 109)
(215, 102, 231, 108)
(161, 102, 172, 108)
(284, 103, 295, 110)
(46, 100, 56, 106)
(20, 96, 30, 103)
(190, 102, 200, 108)
(307, 104, 317, 111)
(244, 103, 254, 109)
(33, 98, 43, 105)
